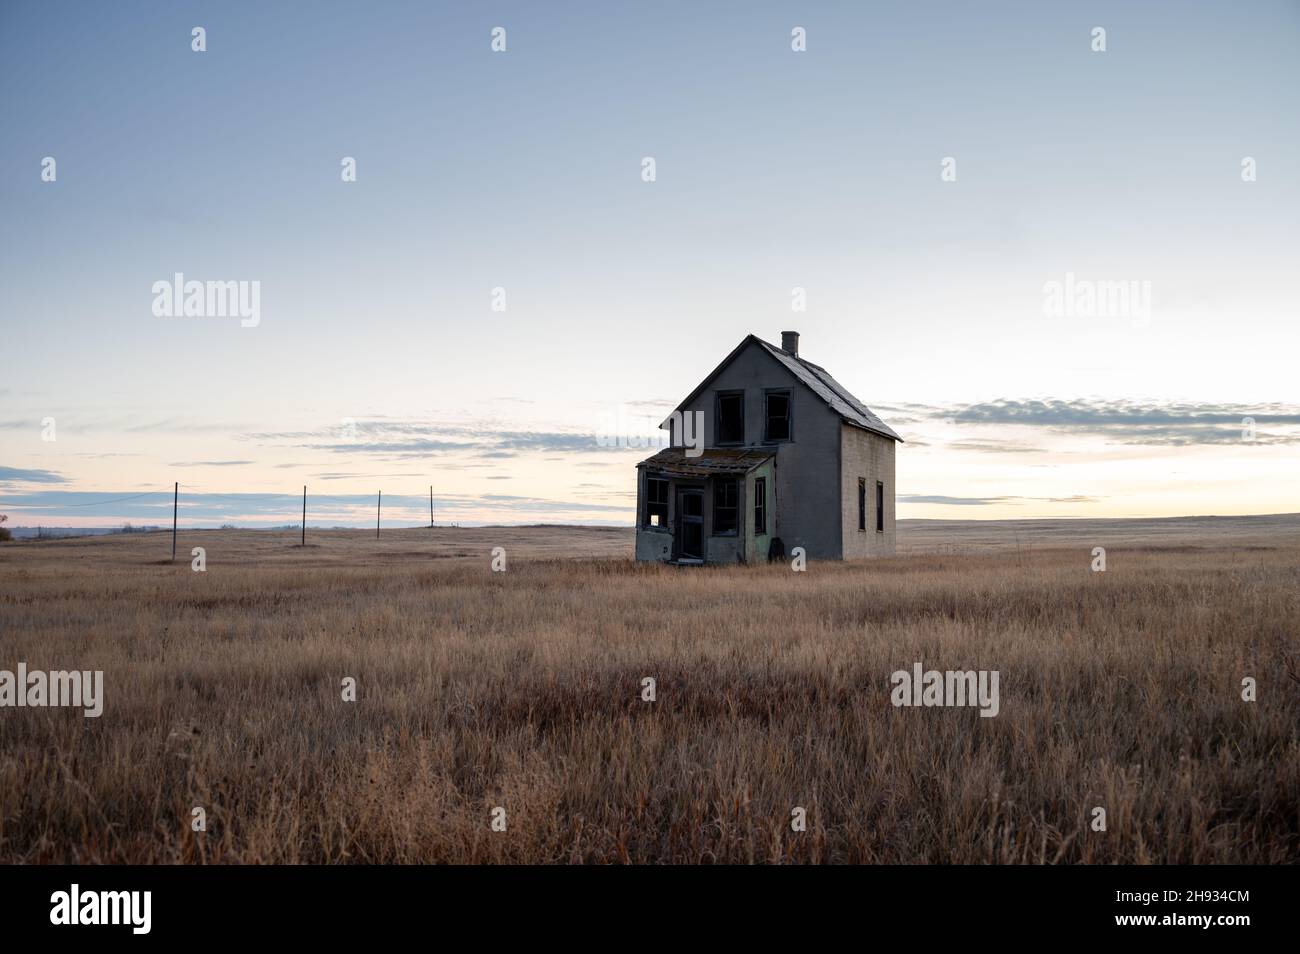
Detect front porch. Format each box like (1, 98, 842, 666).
(634, 447, 774, 565)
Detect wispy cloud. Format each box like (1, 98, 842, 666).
(892, 399, 1300, 447)
(0, 465, 67, 485)
(0, 415, 247, 436)
(900, 493, 1102, 507)
(945, 439, 1047, 454)
(246, 419, 655, 459)
(170, 460, 255, 467)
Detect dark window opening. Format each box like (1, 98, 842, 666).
(858, 478, 867, 531)
(678, 489, 704, 560)
(645, 477, 669, 528)
(765, 391, 791, 442)
(876, 480, 885, 532)
(717, 392, 744, 444)
(682, 491, 703, 517)
(713, 478, 738, 534)
(754, 478, 767, 535)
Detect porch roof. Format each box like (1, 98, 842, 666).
(638, 446, 774, 479)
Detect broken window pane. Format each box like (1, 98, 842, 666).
(645, 477, 669, 527)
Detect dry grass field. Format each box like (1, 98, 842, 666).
(1, 516, 1297, 864)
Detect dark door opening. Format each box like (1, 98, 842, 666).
(676, 489, 704, 561)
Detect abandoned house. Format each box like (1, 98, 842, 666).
(635, 331, 901, 564)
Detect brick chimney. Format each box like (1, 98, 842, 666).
(781, 330, 799, 356)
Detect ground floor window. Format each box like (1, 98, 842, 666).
(713, 478, 738, 533)
(876, 480, 885, 532)
(754, 477, 766, 534)
(858, 478, 867, 531)
(645, 477, 668, 527)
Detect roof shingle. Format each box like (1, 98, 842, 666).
(637, 446, 774, 478)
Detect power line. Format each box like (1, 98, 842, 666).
(182, 489, 299, 501)
(2, 484, 437, 515)
(25, 491, 164, 509)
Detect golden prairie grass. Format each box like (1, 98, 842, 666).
(0, 522, 1296, 864)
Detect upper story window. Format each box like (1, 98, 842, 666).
(716, 391, 744, 444)
(764, 390, 791, 442)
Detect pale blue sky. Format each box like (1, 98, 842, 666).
(2, 1, 1298, 526)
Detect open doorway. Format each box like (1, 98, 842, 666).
(675, 488, 704, 561)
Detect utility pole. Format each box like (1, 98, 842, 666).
(429, 484, 434, 528)
(376, 490, 381, 539)
(171, 482, 178, 561)
(302, 486, 306, 547)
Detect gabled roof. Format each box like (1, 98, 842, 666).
(661, 335, 902, 442)
(638, 447, 773, 478)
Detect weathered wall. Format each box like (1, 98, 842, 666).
(840, 423, 896, 558)
(633, 466, 673, 562)
(635, 526, 673, 561)
(744, 458, 775, 563)
(704, 531, 743, 564)
(672, 340, 844, 560)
